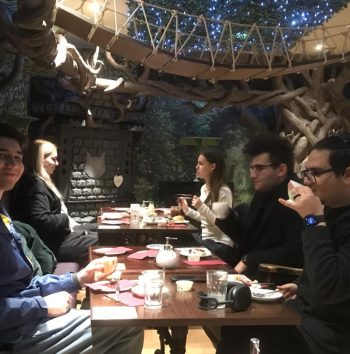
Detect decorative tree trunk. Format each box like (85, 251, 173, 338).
(1, 1, 350, 170)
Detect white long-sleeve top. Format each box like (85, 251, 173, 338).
(185, 184, 234, 247)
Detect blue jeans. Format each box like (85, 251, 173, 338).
(6, 309, 143, 354)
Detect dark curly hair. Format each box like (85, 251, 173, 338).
(243, 134, 294, 176)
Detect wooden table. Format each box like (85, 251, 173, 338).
(89, 246, 300, 327)
(90, 275, 300, 327)
(98, 221, 198, 245)
(90, 246, 233, 274)
(89, 246, 300, 353)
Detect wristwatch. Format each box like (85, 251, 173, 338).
(241, 254, 248, 265)
(304, 215, 326, 227)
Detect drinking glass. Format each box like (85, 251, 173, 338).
(130, 203, 141, 222)
(206, 270, 228, 309)
(144, 279, 163, 309)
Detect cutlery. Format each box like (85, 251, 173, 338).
(252, 290, 278, 297)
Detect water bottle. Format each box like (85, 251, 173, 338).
(250, 338, 260, 354)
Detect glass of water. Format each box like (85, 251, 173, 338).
(206, 270, 228, 309)
(144, 279, 163, 310)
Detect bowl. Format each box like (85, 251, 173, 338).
(176, 280, 194, 292)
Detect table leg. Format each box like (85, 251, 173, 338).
(155, 326, 188, 354)
(169, 326, 188, 354)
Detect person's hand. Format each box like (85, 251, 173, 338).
(191, 195, 202, 209)
(277, 283, 298, 300)
(278, 182, 324, 218)
(234, 261, 247, 274)
(77, 257, 117, 284)
(44, 291, 73, 317)
(177, 197, 189, 214)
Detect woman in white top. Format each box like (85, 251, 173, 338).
(178, 149, 237, 265)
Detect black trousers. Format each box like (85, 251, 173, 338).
(58, 223, 98, 264)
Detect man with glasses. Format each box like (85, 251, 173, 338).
(217, 134, 350, 354)
(216, 134, 304, 278)
(275, 134, 350, 354)
(0, 123, 144, 353)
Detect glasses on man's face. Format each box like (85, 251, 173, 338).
(299, 168, 334, 183)
(249, 164, 277, 173)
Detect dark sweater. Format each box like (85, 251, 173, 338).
(216, 179, 304, 277)
(291, 205, 350, 354)
(9, 172, 71, 254)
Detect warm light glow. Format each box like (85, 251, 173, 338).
(315, 44, 323, 50)
(89, 2, 101, 14)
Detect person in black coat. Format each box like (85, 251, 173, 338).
(218, 134, 350, 354)
(216, 135, 304, 278)
(9, 139, 97, 264)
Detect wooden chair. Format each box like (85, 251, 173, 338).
(257, 263, 303, 285)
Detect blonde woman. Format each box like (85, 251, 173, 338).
(9, 139, 97, 264)
(178, 149, 237, 265)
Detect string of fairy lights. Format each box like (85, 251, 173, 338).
(120, 0, 348, 55)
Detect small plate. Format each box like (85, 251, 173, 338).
(176, 247, 212, 258)
(146, 244, 165, 250)
(174, 220, 190, 224)
(131, 285, 145, 298)
(143, 220, 158, 225)
(93, 247, 129, 256)
(251, 289, 283, 302)
(102, 212, 128, 220)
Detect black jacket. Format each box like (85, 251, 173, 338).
(291, 205, 350, 354)
(216, 179, 304, 277)
(9, 172, 71, 254)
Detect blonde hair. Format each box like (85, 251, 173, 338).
(27, 139, 62, 199)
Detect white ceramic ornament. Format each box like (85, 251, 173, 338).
(113, 175, 124, 188)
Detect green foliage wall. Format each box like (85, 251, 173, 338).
(131, 96, 253, 204)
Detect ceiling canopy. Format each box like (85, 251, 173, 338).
(55, 0, 350, 81)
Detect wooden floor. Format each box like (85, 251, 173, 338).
(142, 327, 215, 354)
(77, 290, 215, 353)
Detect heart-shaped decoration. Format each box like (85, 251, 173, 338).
(113, 175, 124, 188)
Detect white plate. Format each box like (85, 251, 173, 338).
(143, 217, 168, 225)
(176, 247, 212, 258)
(251, 288, 283, 302)
(174, 220, 190, 224)
(93, 247, 128, 255)
(131, 285, 145, 298)
(102, 212, 127, 220)
(227, 274, 252, 284)
(146, 244, 165, 250)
